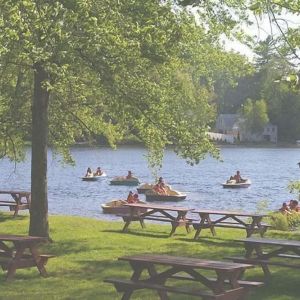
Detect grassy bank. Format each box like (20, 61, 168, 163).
(0, 213, 299, 300)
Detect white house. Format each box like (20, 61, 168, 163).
(215, 114, 277, 143)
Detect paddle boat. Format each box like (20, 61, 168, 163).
(81, 172, 107, 181)
(222, 179, 251, 188)
(145, 188, 186, 202)
(137, 183, 155, 194)
(110, 176, 140, 186)
(101, 199, 147, 214)
(137, 183, 173, 194)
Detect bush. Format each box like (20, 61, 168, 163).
(269, 211, 300, 231)
(269, 212, 289, 231)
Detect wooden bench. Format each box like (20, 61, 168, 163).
(193, 222, 270, 233)
(0, 201, 18, 209)
(119, 203, 193, 236)
(0, 234, 54, 281)
(105, 254, 262, 300)
(0, 191, 31, 217)
(104, 278, 244, 299)
(227, 256, 300, 269)
(191, 210, 269, 239)
(170, 274, 264, 289)
(228, 237, 300, 280)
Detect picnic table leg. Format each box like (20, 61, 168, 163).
(194, 213, 216, 239)
(245, 243, 255, 258)
(139, 218, 146, 229)
(147, 264, 169, 300)
(247, 216, 265, 237)
(207, 214, 216, 236)
(254, 217, 266, 237)
(30, 245, 48, 277)
(194, 214, 205, 239)
(185, 222, 191, 233)
(5, 244, 26, 281)
(254, 245, 271, 280)
(216, 270, 248, 300)
(122, 219, 131, 232)
(120, 263, 144, 300)
(11, 193, 21, 217)
(13, 205, 20, 217)
(169, 212, 186, 237)
(169, 222, 178, 237)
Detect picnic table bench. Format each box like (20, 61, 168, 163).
(0, 234, 54, 281)
(191, 210, 269, 240)
(105, 254, 263, 300)
(228, 237, 300, 280)
(119, 203, 193, 236)
(0, 190, 31, 216)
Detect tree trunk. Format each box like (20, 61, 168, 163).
(29, 63, 50, 238)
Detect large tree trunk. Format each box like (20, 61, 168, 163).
(29, 63, 50, 238)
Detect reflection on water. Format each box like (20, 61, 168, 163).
(0, 146, 299, 220)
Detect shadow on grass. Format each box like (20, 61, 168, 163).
(0, 213, 27, 223)
(102, 229, 177, 239)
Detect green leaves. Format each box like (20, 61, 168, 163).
(0, 0, 254, 168)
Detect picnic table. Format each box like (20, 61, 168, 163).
(191, 209, 269, 240)
(0, 190, 31, 216)
(229, 237, 300, 280)
(119, 203, 193, 236)
(105, 254, 264, 300)
(0, 234, 54, 281)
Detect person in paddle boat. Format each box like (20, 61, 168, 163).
(228, 171, 246, 183)
(126, 170, 133, 179)
(153, 177, 168, 195)
(133, 193, 139, 203)
(94, 167, 103, 176)
(85, 167, 93, 177)
(126, 191, 135, 203)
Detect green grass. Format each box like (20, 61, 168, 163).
(0, 212, 300, 300)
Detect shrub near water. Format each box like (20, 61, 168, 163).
(269, 212, 289, 231)
(269, 212, 300, 231)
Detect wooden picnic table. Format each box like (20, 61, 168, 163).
(229, 237, 300, 280)
(0, 234, 54, 281)
(120, 203, 193, 236)
(191, 209, 269, 239)
(105, 254, 263, 300)
(0, 190, 31, 216)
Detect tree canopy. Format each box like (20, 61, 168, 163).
(0, 0, 250, 236)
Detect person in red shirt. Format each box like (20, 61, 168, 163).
(153, 177, 167, 195)
(133, 193, 139, 203)
(126, 191, 135, 203)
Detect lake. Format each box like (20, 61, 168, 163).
(0, 146, 299, 219)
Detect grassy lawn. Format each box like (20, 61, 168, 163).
(0, 213, 299, 300)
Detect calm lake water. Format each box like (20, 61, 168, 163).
(0, 146, 299, 219)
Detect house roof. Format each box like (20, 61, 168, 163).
(216, 114, 238, 131)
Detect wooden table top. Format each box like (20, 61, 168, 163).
(0, 190, 31, 195)
(237, 237, 300, 247)
(192, 209, 266, 217)
(119, 254, 253, 271)
(124, 203, 192, 212)
(0, 234, 47, 243)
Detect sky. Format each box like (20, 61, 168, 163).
(224, 12, 300, 62)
